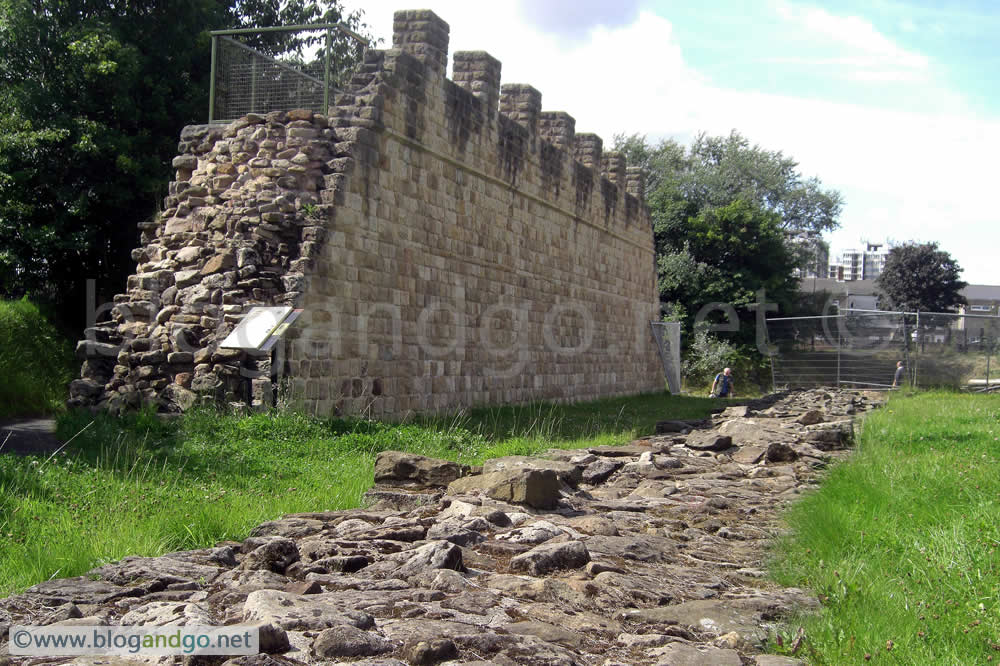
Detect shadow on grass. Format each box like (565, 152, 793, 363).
(416, 391, 717, 443)
(52, 391, 719, 483)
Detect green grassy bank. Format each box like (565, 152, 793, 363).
(768, 391, 1000, 664)
(0, 392, 716, 596)
(0, 298, 73, 419)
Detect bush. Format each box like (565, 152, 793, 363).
(0, 298, 74, 419)
(682, 327, 739, 388)
(682, 327, 771, 394)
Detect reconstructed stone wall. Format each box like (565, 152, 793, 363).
(70, 9, 663, 417)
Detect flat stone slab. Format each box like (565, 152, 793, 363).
(482, 455, 582, 485)
(20, 577, 146, 606)
(731, 445, 768, 464)
(242, 589, 375, 631)
(651, 643, 743, 665)
(622, 599, 768, 640)
(587, 444, 656, 457)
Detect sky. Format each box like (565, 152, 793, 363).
(339, 0, 1000, 285)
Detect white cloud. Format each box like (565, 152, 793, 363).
(348, 3, 701, 137)
(774, 2, 929, 72)
(513, 0, 643, 40)
(342, 1, 998, 284)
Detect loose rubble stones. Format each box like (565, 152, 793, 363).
(0, 389, 877, 664)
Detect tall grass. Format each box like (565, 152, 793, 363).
(0, 391, 717, 595)
(768, 391, 1000, 664)
(0, 298, 74, 419)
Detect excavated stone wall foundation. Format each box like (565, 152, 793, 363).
(70, 9, 663, 417)
(1, 389, 881, 664)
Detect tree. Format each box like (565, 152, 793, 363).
(657, 199, 799, 345)
(876, 242, 967, 313)
(616, 130, 842, 273)
(0, 1, 370, 330)
(615, 130, 841, 341)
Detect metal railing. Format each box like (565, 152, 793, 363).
(208, 23, 369, 123)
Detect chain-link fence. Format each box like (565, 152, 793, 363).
(766, 310, 1000, 391)
(209, 24, 369, 123)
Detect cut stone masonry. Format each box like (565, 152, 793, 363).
(70, 9, 662, 417)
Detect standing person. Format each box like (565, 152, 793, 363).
(711, 367, 735, 398)
(892, 360, 905, 388)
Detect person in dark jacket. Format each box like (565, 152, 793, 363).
(711, 367, 734, 398)
(892, 360, 905, 388)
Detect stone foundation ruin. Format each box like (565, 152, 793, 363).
(2, 390, 878, 664)
(70, 9, 663, 417)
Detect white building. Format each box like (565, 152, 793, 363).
(828, 240, 892, 281)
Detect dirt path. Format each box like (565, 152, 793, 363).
(0, 418, 63, 457)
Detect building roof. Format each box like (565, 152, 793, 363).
(961, 284, 1000, 301)
(799, 278, 878, 295)
(800, 280, 1000, 303)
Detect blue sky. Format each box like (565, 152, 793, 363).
(341, 0, 999, 285)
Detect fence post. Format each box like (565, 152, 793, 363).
(209, 34, 218, 122)
(324, 27, 333, 113)
(769, 342, 777, 394)
(900, 312, 909, 387)
(251, 59, 258, 113)
(836, 334, 841, 388)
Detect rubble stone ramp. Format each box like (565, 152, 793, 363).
(0, 388, 880, 664)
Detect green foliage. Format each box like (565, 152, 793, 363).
(659, 200, 799, 347)
(0, 1, 371, 328)
(876, 241, 968, 313)
(611, 132, 687, 194)
(1, 391, 718, 594)
(674, 200, 797, 305)
(615, 130, 841, 346)
(785, 288, 840, 317)
(616, 129, 842, 260)
(0, 298, 73, 418)
(681, 326, 770, 394)
(682, 327, 739, 385)
(768, 393, 1000, 664)
(230, 0, 371, 86)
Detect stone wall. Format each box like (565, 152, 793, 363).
(70, 9, 663, 417)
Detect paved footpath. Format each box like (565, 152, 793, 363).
(0, 389, 881, 665)
(0, 418, 61, 457)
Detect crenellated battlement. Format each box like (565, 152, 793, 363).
(331, 10, 648, 234)
(69, 8, 661, 417)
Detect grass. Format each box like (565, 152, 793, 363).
(0, 391, 718, 596)
(767, 391, 1000, 664)
(0, 298, 74, 419)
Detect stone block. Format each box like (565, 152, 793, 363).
(447, 468, 562, 509)
(374, 450, 470, 488)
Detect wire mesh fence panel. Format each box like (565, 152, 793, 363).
(911, 312, 1000, 390)
(210, 26, 368, 123)
(650, 321, 682, 394)
(215, 37, 327, 121)
(766, 313, 906, 390)
(766, 310, 1000, 391)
